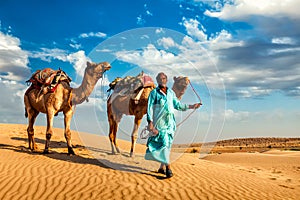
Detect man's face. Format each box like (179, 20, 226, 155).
(157, 74, 168, 87)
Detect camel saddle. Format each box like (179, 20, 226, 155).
(107, 72, 155, 101)
(25, 68, 72, 94)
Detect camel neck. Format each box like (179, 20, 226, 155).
(72, 71, 99, 105)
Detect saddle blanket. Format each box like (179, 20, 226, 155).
(26, 68, 71, 94)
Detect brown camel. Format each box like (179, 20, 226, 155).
(107, 75, 190, 157)
(24, 61, 111, 155)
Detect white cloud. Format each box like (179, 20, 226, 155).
(0, 80, 27, 124)
(155, 28, 164, 34)
(116, 44, 178, 67)
(182, 17, 207, 41)
(0, 32, 31, 123)
(271, 37, 295, 45)
(225, 109, 250, 122)
(267, 47, 300, 56)
(29, 48, 68, 62)
(146, 10, 153, 16)
(79, 32, 107, 38)
(209, 30, 244, 50)
(96, 48, 112, 53)
(0, 32, 31, 81)
(0, 32, 20, 50)
(29, 48, 89, 78)
(157, 37, 176, 49)
(136, 15, 145, 26)
(116, 11, 299, 99)
(66, 50, 89, 76)
(205, 0, 300, 20)
(69, 43, 82, 50)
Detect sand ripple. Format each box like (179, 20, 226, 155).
(0, 124, 299, 200)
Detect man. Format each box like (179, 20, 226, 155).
(145, 72, 201, 178)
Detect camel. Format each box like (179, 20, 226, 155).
(107, 75, 190, 157)
(24, 61, 111, 155)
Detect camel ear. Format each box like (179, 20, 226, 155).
(87, 61, 91, 67)
(173, 76, 177, 81)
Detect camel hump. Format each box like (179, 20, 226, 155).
(108, 72, 155, 95)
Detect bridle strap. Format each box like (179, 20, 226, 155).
(176, 80, 202, 128)
(140, 80, 203, 139)
(189, 80, 202, 105)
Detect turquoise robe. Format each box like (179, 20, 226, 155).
(145, 87, 188, 164)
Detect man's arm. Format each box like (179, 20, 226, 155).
(146, 90, 155, 122)
(188, 103, 202, 109)
(172, 90, 202, 110)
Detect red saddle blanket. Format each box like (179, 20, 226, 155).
(26, 68, 71, 94)
(108, 72, 155, 95)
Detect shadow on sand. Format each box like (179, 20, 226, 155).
(1, 136, 165, 179)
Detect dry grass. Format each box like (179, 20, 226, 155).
(172, 137, 300, 153)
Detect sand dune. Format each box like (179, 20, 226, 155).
(0, 123, 299, 200)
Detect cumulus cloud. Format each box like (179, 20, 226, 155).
(115, 10, 300, 99)
(0, 32, 31, 81)
(225, 109, 250, 122)
(67, 50, 90, 76)
(116, 44, 179, 67)
(29, 48, 90, 78)
(182, 17, 207, 41)
(0, 80, 28, 124)
(180, 1, 300, 99)
(157, 37, 177, 49)
(29, 48, 68, 62)
(0, 33, 105, 126)
(205, 0, 300, 20)
(0, 32, 31, 123)
(271, 37, 295, 45)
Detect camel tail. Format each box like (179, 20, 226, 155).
(25, 108, 28, 118)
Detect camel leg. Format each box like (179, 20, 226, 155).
(113, 121, 121, 154)
(130, 117, 142, 157)
(44, 111, 55, 154)
(26, 109, 39, 151)
(107, 102, 116, 154)
(64, 109, 75, 155)
(108, 118, 116, 154)
(108, 117, 120, 155)
(107, 101, 121, 155)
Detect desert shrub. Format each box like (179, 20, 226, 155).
(191, 148, 198, 153)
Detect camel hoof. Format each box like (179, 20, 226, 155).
(67, 147, 75, 155)
(130, 152, 134, 157)
(43, 149, 49, 154)
(111, 151, 120, 155)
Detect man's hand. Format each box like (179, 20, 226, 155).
(189, 102, 202, 109)
(147, 121, 159, 136)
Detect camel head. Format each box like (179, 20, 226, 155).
(172, 76, 189, 100)
(86, 61, 111, 79)
(71, 61, 111, 105)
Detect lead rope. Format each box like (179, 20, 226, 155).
(140, 81, 202, 139)
(175, 80, 202, 128)
(140, 99, 168, 139)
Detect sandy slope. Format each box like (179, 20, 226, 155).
(0, 123, 299, 200)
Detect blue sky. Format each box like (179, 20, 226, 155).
(0, 0, 299, 144)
